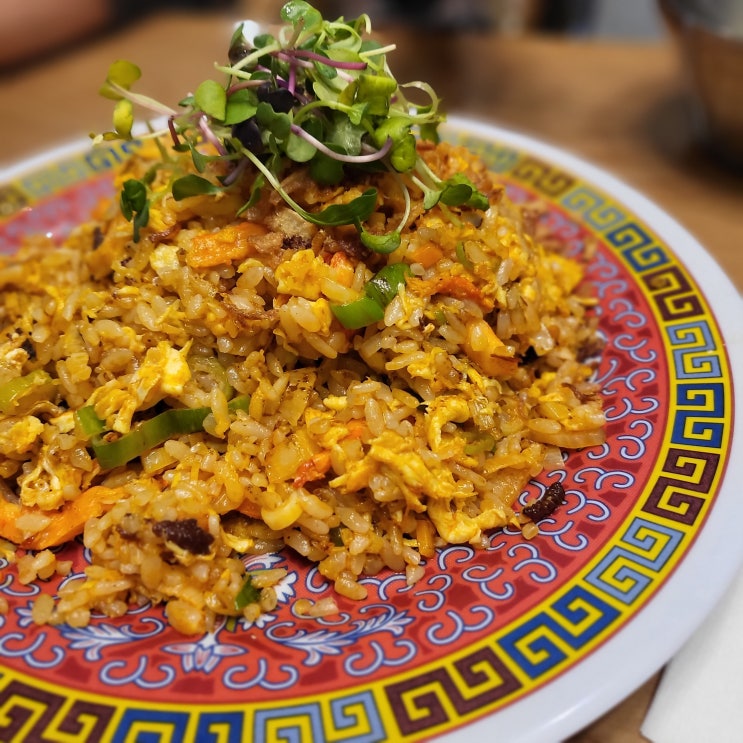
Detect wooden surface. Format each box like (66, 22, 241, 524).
(1, 9, 741, 742)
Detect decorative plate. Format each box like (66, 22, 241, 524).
(0, 118, 741, 743)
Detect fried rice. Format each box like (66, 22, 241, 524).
(0, 138, 605, 634)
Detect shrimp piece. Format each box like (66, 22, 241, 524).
(435, 275, 489, 305)
(293, 450, 332, 488)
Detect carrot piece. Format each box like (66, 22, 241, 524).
(235, 498, 262, 520)
(0, 501, 29, 546)
(435, 275, 489, 306)
(328, 251, 355, 287)
(409, 242, 444, 268)
(344, 419, 368, 440)
(0, 486, 122, 551)
(186, 222, 267, 268)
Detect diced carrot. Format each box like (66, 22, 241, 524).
(409, 241, 444, 268)
(292, 451, 332, 488)
(235, 498, 262, 520)
(329, 251, 352, 269)
(344, 419, 368, 440)
(186, 221, 267, 268)
(329, 251, 355, 287)
(0, 486, 122, 551)
(0, 502, 30, 546)
(436, 275, 489, 305)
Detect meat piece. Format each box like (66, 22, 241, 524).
(152, 518, 214, 555)
(522, 481, 565, 522)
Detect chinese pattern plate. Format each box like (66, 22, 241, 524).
(0, 118, 741, 743)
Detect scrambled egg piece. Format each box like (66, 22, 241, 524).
(0, 416, 44, 457)
(90, 341, 192, 433)
(150, 244, 181, 278)
(331, 429, 472, 511)
(18, 444, 86, 510)
(15, 413, 89, 509)
(0, 347, 29, 386)
(425, 395, 470, 456)
(427, 495, 511, 545)
(274, 249, 328, 300)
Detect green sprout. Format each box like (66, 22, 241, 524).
(94, 0, 488, 248)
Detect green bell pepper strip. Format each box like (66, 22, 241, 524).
(329, 295, 385, 329)
(0, 369, 56, 415)
(365, 263, 411, 305)
(76, 404, 107, 437)
(77, 394, 251, 470)
(330, 263, 411, 330)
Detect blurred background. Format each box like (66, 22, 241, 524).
(0, 0, 668, 71)
(318, 0, 665, 37)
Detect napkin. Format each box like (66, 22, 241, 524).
(642, 564, 743, 742)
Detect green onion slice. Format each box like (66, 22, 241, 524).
(0, 369, 56, 415)
(234, 574, 261, 610)
(330, 296, 385, 329)
(77, 394, 251, 470)
(330, 262, 411, 329)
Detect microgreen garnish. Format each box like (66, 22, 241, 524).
(93, 1, 489, 246)
(172, 174, 224, 200)
(119, 178, 150, 243)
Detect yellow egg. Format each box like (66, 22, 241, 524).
(275, 249, 327, 300)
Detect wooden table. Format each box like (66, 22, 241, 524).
(1, 8, 741, 742)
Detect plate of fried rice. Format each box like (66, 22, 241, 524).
(0, 6, 742, 742)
